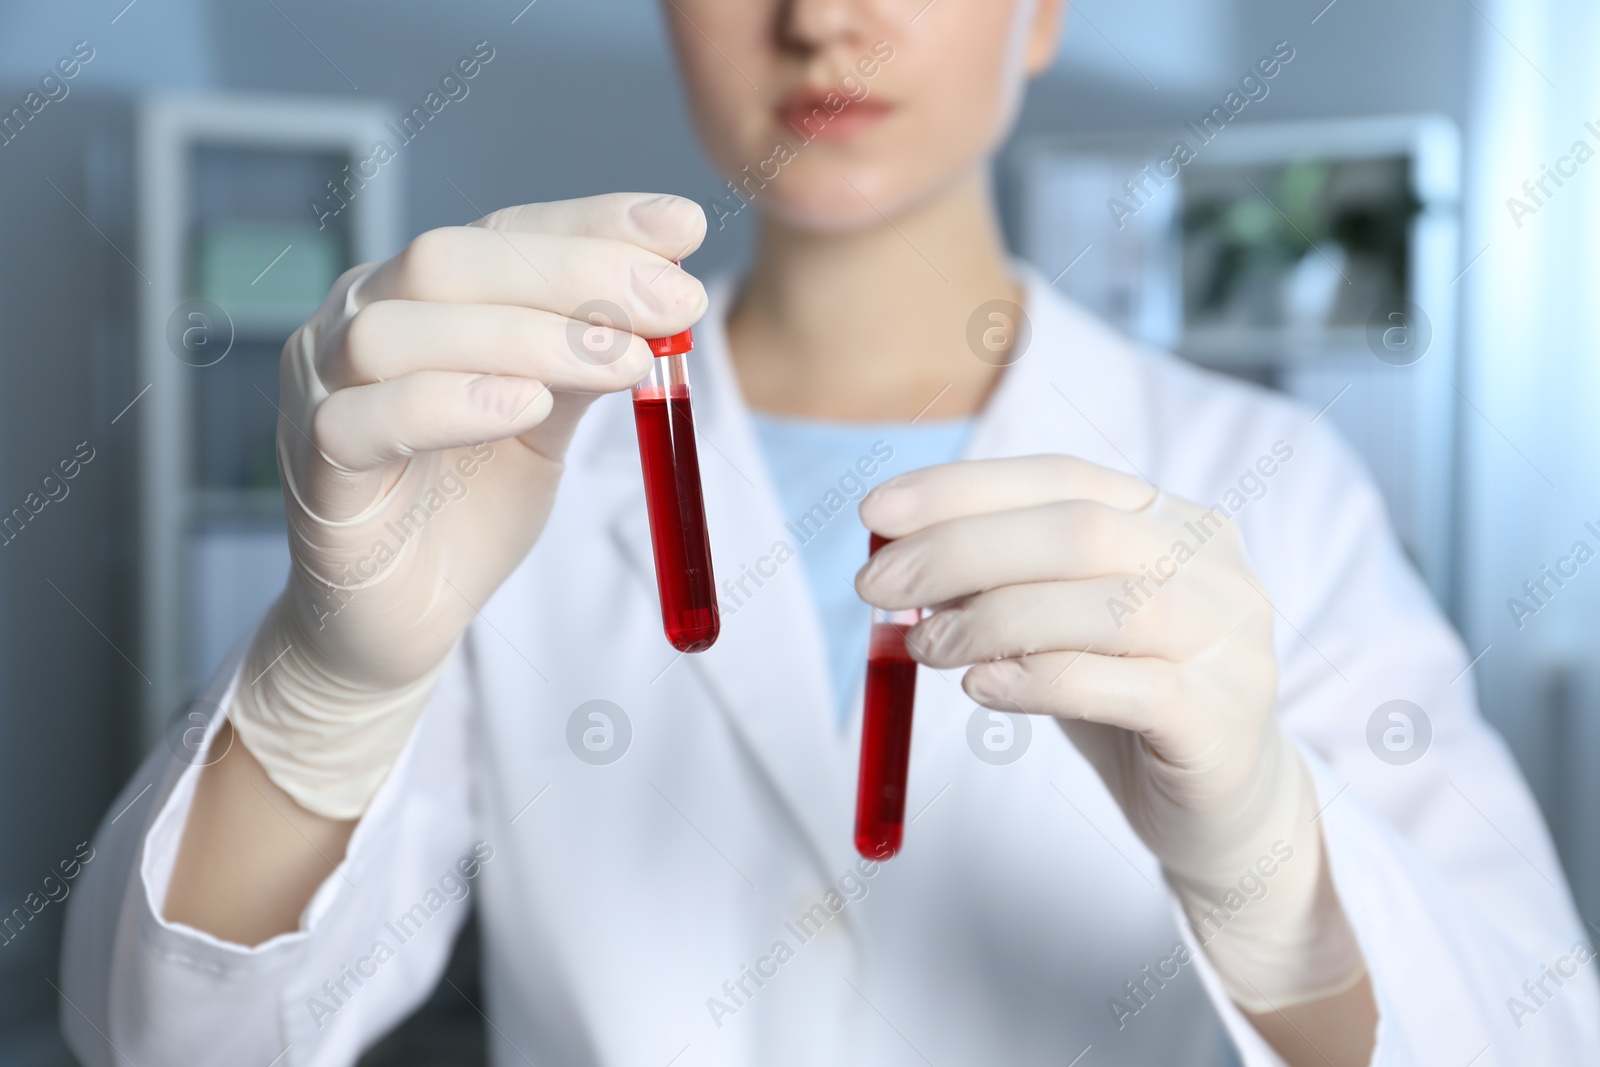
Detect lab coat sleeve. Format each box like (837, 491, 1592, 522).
(58, 634, 484, 1067)
(1186, 422, 1600, 1066)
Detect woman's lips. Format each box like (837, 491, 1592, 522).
(776, 92, 893, 143)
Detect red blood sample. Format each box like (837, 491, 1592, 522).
(853, 533, 919, 860)
(633, 380, 719, 653)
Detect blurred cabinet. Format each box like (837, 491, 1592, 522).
(135, 95, 402, 745)
(1011, 116, 1462, 613)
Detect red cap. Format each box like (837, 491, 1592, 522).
(647, 329, 694, 357)
(869, 532, 890, 556)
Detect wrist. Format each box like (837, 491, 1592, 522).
(229, 595, 457, 821)
(1164, 731, 1367, 1011)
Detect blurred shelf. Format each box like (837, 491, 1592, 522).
(224, 304, 318, 340)
(191, 487, 285, 521)
(136, 93, 402, 742)
(1178, 326, 1371, 369)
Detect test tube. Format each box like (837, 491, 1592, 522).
(633, 326, 720, 653)
(853, 533, 920, 859)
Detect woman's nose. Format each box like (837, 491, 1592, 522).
(778, 0, 872, 52)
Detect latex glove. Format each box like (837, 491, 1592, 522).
(230, 194, 708, 820)
(854, 454, 1366, 1011)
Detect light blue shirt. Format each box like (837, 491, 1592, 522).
(749, 412, 974, 730)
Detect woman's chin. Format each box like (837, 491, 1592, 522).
(757, 174, 928, 236)
(763, 200, 882, 235)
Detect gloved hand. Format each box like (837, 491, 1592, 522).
(854, 454, 1366, 1011)
(230, 194, 708, 821)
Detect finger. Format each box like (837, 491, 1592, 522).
(905, 574, 1237, 667)
(471, 192, 707, 262)
(356, 228, 707, 339)
(961, 650, 1177, 736)
(311, 370, 555, 472)
(861, 454, 1156, 538)
(323, 300, 654, 392)
(857, 499, 1191, 610)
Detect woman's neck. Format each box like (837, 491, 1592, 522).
(726, 167, 1022, 422)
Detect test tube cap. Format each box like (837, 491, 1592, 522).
(647, 329, 695, 357)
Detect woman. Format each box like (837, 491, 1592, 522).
(61, 1, 1596, 1065)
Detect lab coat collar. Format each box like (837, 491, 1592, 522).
(962, 263, 1158, 473)
(582, 263, 1155, 882)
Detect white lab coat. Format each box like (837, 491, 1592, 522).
(62, 267, 1599, 1067)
